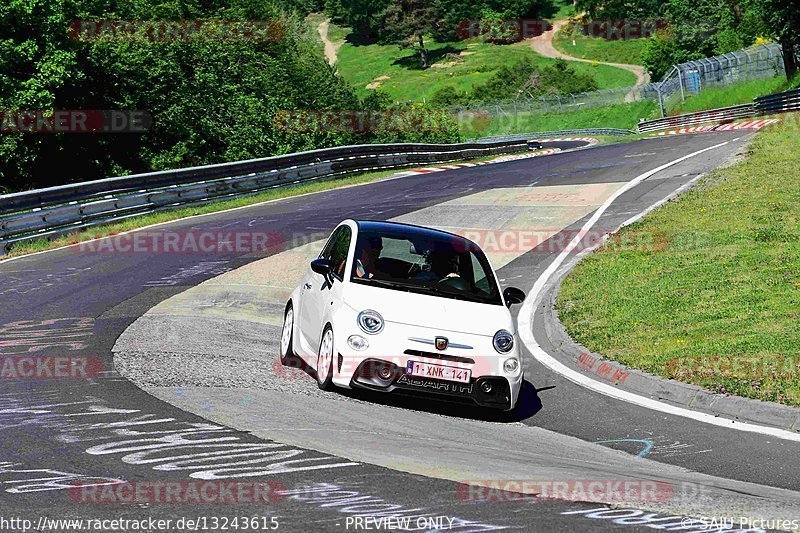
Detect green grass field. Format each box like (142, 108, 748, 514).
(557, 114, 800, 407)
(549, 0, 576, 19)
(552, 33, 647, 66)
(330, 24, 636, 102)
(668, 76, 791, 115)
(469, 100, 657, 136)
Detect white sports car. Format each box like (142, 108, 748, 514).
(280, 220, 527, 411)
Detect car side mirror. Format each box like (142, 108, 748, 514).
(503, 286, 526, 307)
(311, 258, 334, 283)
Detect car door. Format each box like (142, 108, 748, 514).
(300, 225, 351, 353)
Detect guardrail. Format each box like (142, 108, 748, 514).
(754, 87, 800, 114)
(638, 87, 800, 133)
(637, 104, 757, 133)
(5, 84, 796, 254)
(0, 139, 537, 253)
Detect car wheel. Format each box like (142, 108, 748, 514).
(316, 325, 335, 391)
(279, 304, 295, 365)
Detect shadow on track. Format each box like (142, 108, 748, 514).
(282, 354, 546, 423)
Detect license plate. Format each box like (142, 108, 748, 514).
(406, 361, 471, 383)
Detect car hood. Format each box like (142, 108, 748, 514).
(343, 281, 513, 336)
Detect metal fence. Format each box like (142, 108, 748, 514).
(451, 84, 661, 119)
(657, 44, 785, 115)
(477, 128, 634, 142)
(450, 43, 787, 120)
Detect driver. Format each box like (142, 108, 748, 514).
(354, 236, 383, 279)
(417, 251, 461, 283)
(439, 254, 461, 280)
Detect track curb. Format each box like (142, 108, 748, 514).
(538, 277, 800, 432)
(531, 158, 800, 434)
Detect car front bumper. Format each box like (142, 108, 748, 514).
(331, 324, 523, 410)
(348, 358, 523, 410)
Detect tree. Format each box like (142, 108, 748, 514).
(752, 0, 800, 79)
(574, 0, 664, 19)
(467, 57, 598, 100)
(382, 0, 439, 68)
(641, 29, 701, 80)
(637, 0, 773, 79)
(436, 0, 552, 42)
(0, 0, 457, 192)
(324, 0, 391, 42)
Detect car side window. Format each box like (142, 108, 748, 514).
(320, 227, 344, 260)
(471, 252, 491, 295)
(329, 226, 352, 280)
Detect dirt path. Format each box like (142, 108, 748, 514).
(317, 19, 343, 66)
(529, 20, 649, 85)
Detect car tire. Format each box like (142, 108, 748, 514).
(279, 303, 296, 366)
(316, 325, 335, 391)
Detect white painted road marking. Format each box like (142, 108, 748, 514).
(518, 139, 800, 443)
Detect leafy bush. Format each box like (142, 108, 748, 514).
(477, 57, 598, 99)
(429, 86, 472, 107)
(641, 29, 699, 80)
(0, 0, 456, 192)
(429, 57, 599, 105)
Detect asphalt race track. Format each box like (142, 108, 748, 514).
(3, 133, 799, 532)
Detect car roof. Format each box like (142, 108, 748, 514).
(354, 220, 475, 245)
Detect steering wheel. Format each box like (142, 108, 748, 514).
(437, 276, 468, 291)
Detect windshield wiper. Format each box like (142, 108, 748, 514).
(355, 278, 490, 303)
(355, 278, 437, 293)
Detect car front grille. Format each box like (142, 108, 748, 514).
(403, 349, 474, 365)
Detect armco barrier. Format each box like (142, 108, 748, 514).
(0, 141, 525, 216)
(638, 87, 800, 133)
(5, 84, 798, 254)
(754, 87, 800, 114)
(0, 139, 538, 253)
(637, 104, 756, 133)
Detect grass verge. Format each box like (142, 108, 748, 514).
(552, 33, 647, 66)
(557, 114, 800, 407)
(668, 76, 791, 115)
(471, 100, 657, 136)
(332, 30, 636, 102)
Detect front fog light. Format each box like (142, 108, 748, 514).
(503, 358, 519, 373)
(347, 335, 369, 351)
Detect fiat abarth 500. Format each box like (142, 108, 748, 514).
(280, 220, 527, 410)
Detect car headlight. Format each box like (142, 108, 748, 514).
(493, 329, 514, 353)
(347, 335, 369, 351)
(357, 310, 384, 334)
(504, 357, 519, 373)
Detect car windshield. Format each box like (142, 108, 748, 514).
(349, 225, 503, 305)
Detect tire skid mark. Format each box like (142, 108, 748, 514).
(0, 391, 359, 488)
